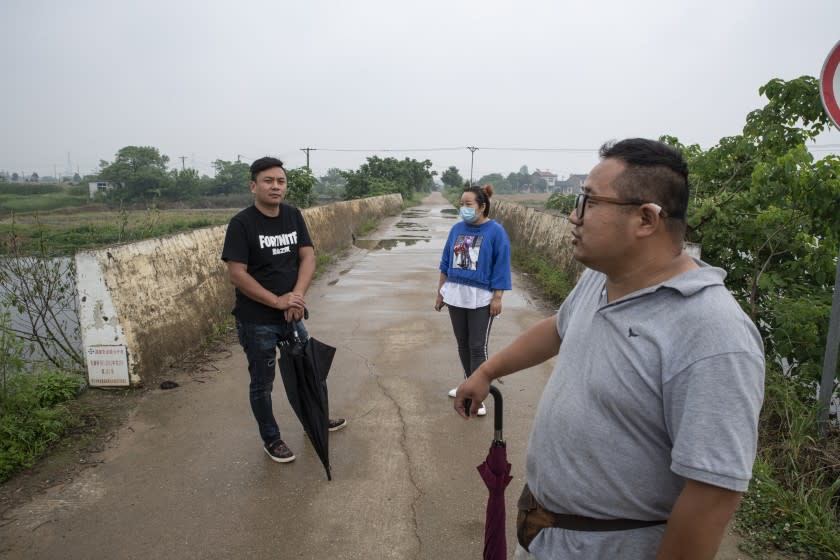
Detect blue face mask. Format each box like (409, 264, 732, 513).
(460, 207, 477, 222)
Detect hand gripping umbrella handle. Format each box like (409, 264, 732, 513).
(489, 385, 503, 443)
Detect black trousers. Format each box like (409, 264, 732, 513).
(447, 304, 495, 379)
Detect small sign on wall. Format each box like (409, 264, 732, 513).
(86, 345, 130, 387)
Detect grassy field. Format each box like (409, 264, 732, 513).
(1, 206, 237, 256)
(0, 183, 90, 215)
(494, 192, 553, 208)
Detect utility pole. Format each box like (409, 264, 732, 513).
(178, 156, 187, 170)
(300, 147, 316, 169)
(818, 249, 840, 435)
(467, 146, 479, 187)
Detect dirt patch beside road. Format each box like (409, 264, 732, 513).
(0, 333, 235, 521)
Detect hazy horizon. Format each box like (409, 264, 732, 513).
(2, 0, 839, 182)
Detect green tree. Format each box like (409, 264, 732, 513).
(210, 159, 250, 196)
(99, 146, 173, 202)
(441, 166, 463, 190)
(476, 172, 510, 191)
(342, 156, 434, 200)
(170, 168, 201, 200)
(671, 76, 839, 388)
(507, 169, 531, 192)
(285, 167, 316, 208)
(316, 168, 347, 199)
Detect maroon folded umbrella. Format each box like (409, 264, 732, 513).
(476, 386, 513, 560)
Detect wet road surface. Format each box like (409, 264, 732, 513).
(0, 192, 555, 559)
(0, 192, 747, 559)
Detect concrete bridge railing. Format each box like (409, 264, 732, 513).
(491, 199, 585, 284)
(74, 194, 403, 386)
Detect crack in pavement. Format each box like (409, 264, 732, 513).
(372, 370, 424, 560)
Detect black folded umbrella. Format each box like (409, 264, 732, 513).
(278, 325, 336, 481)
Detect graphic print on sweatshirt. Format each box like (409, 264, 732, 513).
(259, 231, 298, 256)
(453, 234, 483, 270)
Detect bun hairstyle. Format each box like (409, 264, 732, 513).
(463, 184, 494, 218)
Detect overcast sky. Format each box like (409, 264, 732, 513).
(2, 0, 839, 181)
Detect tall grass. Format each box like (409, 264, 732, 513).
(511, 252, 573, 307)
(737, 366, 840, 559)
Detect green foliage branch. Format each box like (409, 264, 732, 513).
(666, 75, 839, 558)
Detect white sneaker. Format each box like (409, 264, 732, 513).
(448, 387, 458, 398)
(476, 403, 487, 416)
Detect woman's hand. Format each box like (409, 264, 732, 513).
(434, 293, 445, 312)
(490, 297, 502, 317)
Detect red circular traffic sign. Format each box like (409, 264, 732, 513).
(820, 40, 840, 128)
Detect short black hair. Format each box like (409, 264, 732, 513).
(250, 157, 286, 181)
(599, 138, 689, 234)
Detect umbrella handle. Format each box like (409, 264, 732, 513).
(489, 385, 503, 440)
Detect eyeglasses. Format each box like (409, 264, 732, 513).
(574, 192, 666, 220)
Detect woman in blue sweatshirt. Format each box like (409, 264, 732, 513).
(434, 184, 512, 416)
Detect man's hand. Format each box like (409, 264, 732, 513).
(454, 369, 491, 418)
(284, 306, 305, 322)
(277, 291, 305, 311)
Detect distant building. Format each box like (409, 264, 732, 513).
(554, 173, 588, 195)
(531, 169, 557, 188)
(88, 180, 115, 198)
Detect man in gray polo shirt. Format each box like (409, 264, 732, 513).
(454, 138, 765, 559)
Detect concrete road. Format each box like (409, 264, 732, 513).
(0, 192, 554, 559)
(0, 192, 748, 559)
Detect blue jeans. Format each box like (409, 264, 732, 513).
(235, 319, 309, 446)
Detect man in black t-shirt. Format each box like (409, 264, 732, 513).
(221, 157, 346, 464)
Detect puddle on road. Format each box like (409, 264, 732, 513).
(440, 208, 458, 216)
(353, 238, 430, 251)
(401, 209, 428, 219)
(394, 221, 429, 232)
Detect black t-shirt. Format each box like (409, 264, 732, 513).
(221, 204, 314, 324)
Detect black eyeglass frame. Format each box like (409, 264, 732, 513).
(574, 192, 667, 220)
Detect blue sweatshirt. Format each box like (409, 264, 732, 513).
(439, 219, 512, 292)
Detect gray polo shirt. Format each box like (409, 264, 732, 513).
(525, 261, 765, 558)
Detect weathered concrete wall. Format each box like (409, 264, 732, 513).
(75, 194, 403, 385)
(491, 199, 701, 283)
(491, 200, 585, 282)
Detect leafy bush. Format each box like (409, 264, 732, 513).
(0, 310, 85, 481)
(0, 369, 85, 481)
(545, 192, 575, 214)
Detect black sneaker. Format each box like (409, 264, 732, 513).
(264, 439, 295, 463)
(328, 418, 347, 432)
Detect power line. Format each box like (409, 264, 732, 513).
(481, 147, 599, 153)
(312, 147, 466, 152)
